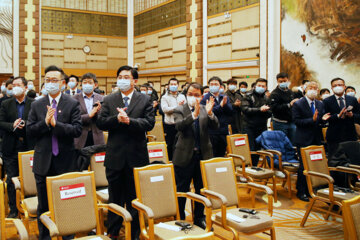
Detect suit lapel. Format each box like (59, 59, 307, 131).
(9, 98, 18, 120)
(127, 91, 141, 115)
(331, 95, 341, 112)
(78, 94, 87, 113)
(302, 97, 313, 116)
(23, 97, 32, 119)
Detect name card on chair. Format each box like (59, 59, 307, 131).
(216, 167, 227, 173)
(60, 183, 86, 200)
(150, 175, 164, 183)
(94, 153, 106, 163)
(309, 151, 323, 161)
(148, 149, 163, 158)
(30, 157, 33, 168)
(234, 138, 246, 146)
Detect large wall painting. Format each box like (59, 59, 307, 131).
(0, 0, 12, 73)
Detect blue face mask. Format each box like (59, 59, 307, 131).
(41, 88, 48, 96)
(240, 88, 247, 93)
(61, 85, 66, 91)
(279, 82, 289, 89)
(141, 90, 147, 94)
(27, 84, 34, 90)
(219, 88, 225, 94)
(45, 82, 60, 95)
(255, 86, 266, 94)
(169, 85, 178, 92)
(68, 81, 76, 89)
(147, 90, 152, 95)
(6, 89, 13, 96)
(82, 84, 94, 94)
(209, 85, 220, 94)
(1, 85, 6, 92)
(117, 79, 131, 92)
(228, 85, 237, 91)
(346, 92, 356, 97)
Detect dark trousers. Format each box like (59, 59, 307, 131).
(106, 164, 139, 239)
(164, 123, 177, 161)
(296, 147, 309, 196)
(35, 155, 74, 240)
(209, 134, 227, 157)
(174, 151, 204, 221)
(243, 125, 267, 166)
(327, 141, 348, 187)
(84, 131, 94, 147)
(3, 154, 19, 214)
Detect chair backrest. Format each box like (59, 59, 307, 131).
(147, 142, 169, 164)
(200, 158, 238, 209)
(0, 180, 5, 239)
(343, 195, 360, 240)
(226, 134, 252, 166)
(134, 164, 178, 220)
(46, 172, 100, 236)
(89, 152, 108, 188)
(300, 145, 329, 188)
(103, 131, 108, 144)
(147, 120, 165, 142)
(18, 150, 37, 197)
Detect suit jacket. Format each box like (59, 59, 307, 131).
(329, 141, 360, 167)
(323, 95, 360, 143)
(96, 90, 155, 170)
(0, 97, 35, 156)
(292, 97, 325, 147)
(27, 94, 82, 176)
(73, 92, 104, 149)
(65, 89, 81, 95)
(172, 104, 219, 167)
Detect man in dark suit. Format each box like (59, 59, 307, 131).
(323, 77, 360, 159)
(0, 76, 35, 218)
(65, 74, 81, 96)
(292, 81, 325, 201)
(96, 65, 155, 240)
(172, 82, 218, 228)
(73, 73, 104, 149)
(27, 65, 82, 240)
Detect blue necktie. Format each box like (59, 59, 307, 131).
(123, 96, 129, 108)
(311, 101, 315, 114)
(339, 97, 345, 109)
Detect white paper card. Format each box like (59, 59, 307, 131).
(234, 138, 246, 146)
(226, 213, 246, 223)
(309, 151, 323, 161)
(323, 190, 346, 196)
(60, 183, 86, 200)
(95, 153, 105, 163)
(216, 167, 227, 173)
(150, 175, 164, 183)
(88, 237, 103, 240)
(148, 149, 164, 158)
(98, 188, 108, 195)
(30, 157, 33, 167)
(245, 168, 257, 173)
(156, 222, 181, 232)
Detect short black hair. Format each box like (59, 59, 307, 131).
(208, 76, 222, 85)
(346, 86, 356, 92)
(13, 76, 28, 86)
(26, 89, 36, 98)
(251, 82, 256, 88)
(168, 77, 179, 85)
(140, 85, 148, 89)
(302, 80, 310, 85)
(44, 65, 65, 79)
(186, 82, 203, 95)
(276, 72, 289, 79)
(227, 78, 237, 85)
(69, 74, 79, 82)
(116, 65, 138, 79)
(239, 81, 248, 87)
(320, 88, 330, 95)
(331, 77, 345, 86)
(5, 78, 13, 87)
(203, 85, 209, 90)
(81, 72, 98, 83)
(255, 78, 268, 85)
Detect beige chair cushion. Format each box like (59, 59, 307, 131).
(283, 163, 299, 172)
(23, 196, 38, 216)
(350, 203, 360, 239)
(153, 221, 211, 240)
(90, 153, 108, 188)
(303, 148, 329, 188)
(96, 189, 109, 203)
(76, 235, 111, 240)
(214, 208, 273, 234)
(245, 167, 274, 179)
(20, 153, 37, 197)
(147, 143, 168, 164)
(228, 135, 252, 166)
(317, 188, 360, 201)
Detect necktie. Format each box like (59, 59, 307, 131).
(339, 97, 345, 109)
(72, 90, 75, 95)
(123, 96, 129, 108)
(191, 108, 200, 150)
(311, 101, 315, 114)
(52, 99, 59, 156)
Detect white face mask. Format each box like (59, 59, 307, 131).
(321, 93, 330, 100)
(306, 89, 318, 100)
(333, 86, 344, 95)
(117, 79, 131, 92)
(12, 86, 24, 96)
(187, 96, 201, 107)
(346, 92, 356, 97)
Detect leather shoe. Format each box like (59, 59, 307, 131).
(194, 219, 207, 230)
(7, 211, 18, 218)
(297, 193, 309, 202)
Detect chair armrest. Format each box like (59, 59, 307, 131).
(265, 149, 282, 157)
(186, 192, 212, 208)
(200, 189, 228, 206)
(147, 135, 156, 141)
(12, 177, 21, 190)
(107, 203, 132, 222)
(349, 164, 360, 170)
(247, 182, 273, 216)
(132, 199, 154, 219)
(330, 166, 360, 176)
(228, 154, 245, 163)
(304, 171, 334, 184)
(256, 150, 275, 169)
(6, 218, 29, 240)
(40, 213, 59, 237)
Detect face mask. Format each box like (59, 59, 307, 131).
(169, 85, 178, 92)
(187, 96, 200, 107)
(82, 84, 94, 94)
(209, 85, 219, 94)
(117, 79, 131, 92)
(321, 94, 330, 100)
(240, 88, 247, 93)
(41, 88, 48, 96)
(28, 84, 34, 90)
(45, 82, 60, 95)
(141, 90, 147, 95)
(332, 86, 344, 95)
(279, 82, 289, 89)
(255, 86, 265, 94)
(219, 88, 225, 94)
(228, 85, 236, 91)
(68, 81, 76, 89)
(147, 90, 153, 95)
(306, 89, 318, 99)
(12, 86, 24, 96)
(6, 89, 13, 96)
(1, 85, 6, 93)
(61, 85, 66, 92)
(346, 92, 356, 97)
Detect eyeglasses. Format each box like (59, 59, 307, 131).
(44, 78, 63, 83)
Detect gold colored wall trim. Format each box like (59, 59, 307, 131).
(41, 68, 118, 77)
(134, 0, 176, 16)
(208, 3, 260, 19)
(139, 65, 185, 71)
(208, 58, 260, 64)
(140, 71, 186, 77)
(25, 0, 36, 80)
(41, 32, 128, 39)
(41, 6, 127, 17)
(208, 65, 259, 71)
(134, 23, 186, 38)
